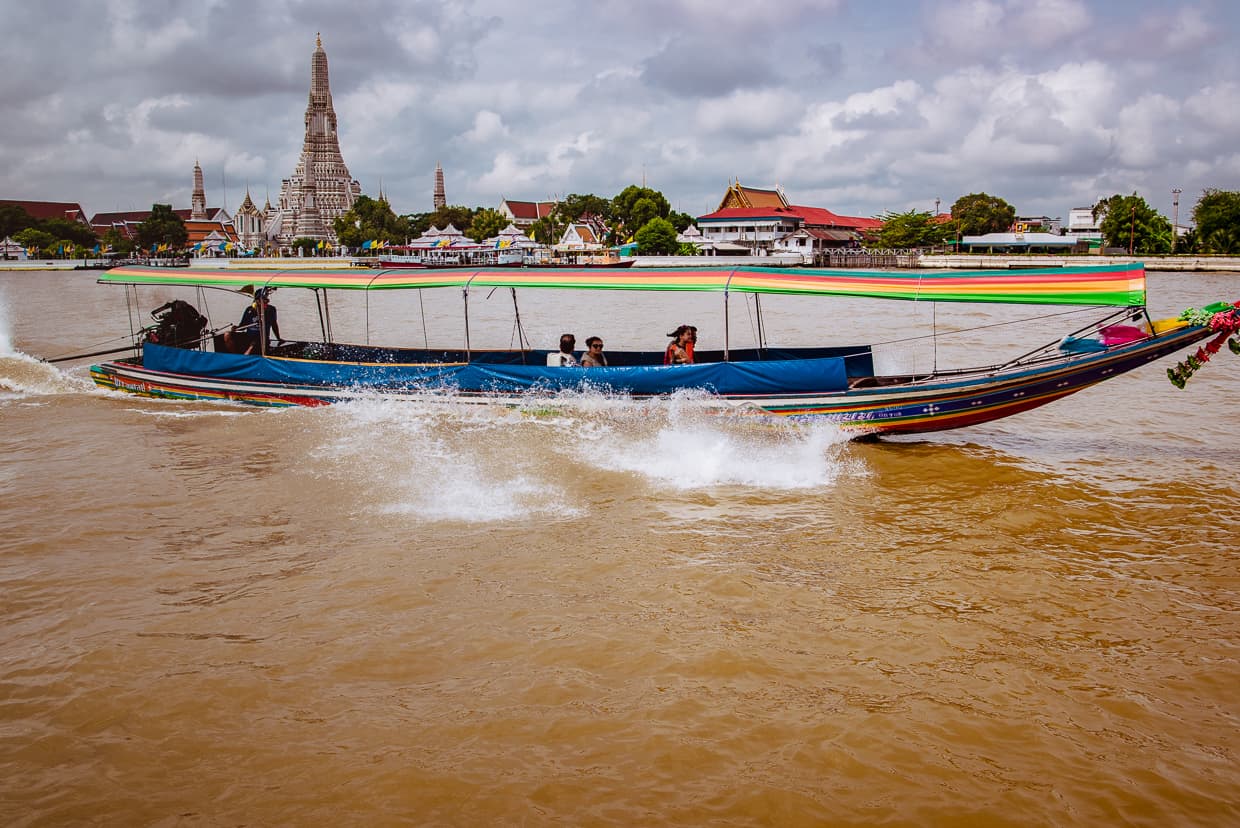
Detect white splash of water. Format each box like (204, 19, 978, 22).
(312, 397, 581, 523)
(0, 285, 94, 398)
(582, 400, 854, 490)
(294, 388, 860, 523)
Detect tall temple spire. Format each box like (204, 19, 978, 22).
(191, 159, 207, 220)
(276, 34, 361, 246)
(433, 161, 446, 209)
(296, 142, 322, 238)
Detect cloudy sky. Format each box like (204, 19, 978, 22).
(2, 0, 1238, 225)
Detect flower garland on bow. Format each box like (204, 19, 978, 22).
(1168, 301, 1240, 388)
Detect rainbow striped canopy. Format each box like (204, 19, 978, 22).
(100, 263, 1147, 306)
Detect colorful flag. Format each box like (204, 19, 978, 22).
(92, 243, 101, 253)
(362, 240, 373, 250)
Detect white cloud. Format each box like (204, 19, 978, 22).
(2, 0, 1239, 221)
(1184, 82, 1240, 135)
(1115, 94, 1181, 168)
(462, 110, 509, 143)
(1010, 0, 1091, 46)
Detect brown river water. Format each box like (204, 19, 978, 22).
(1, 269, 1237, 826)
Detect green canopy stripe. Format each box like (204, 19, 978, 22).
(99, 262, 1147, 306)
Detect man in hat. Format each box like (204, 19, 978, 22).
(226, 288, 282, 354)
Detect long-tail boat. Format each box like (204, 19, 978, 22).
(88, 263, 1239, 435)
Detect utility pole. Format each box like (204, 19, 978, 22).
(1129, 204, 1137, 255)
(1172, 188, 1182, 250)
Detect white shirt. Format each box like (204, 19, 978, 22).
(547, 351, 578, 367)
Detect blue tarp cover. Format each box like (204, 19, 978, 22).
(144, 344, 849, 396)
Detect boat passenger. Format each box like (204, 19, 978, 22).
(547, 333, 579, 367)
(581, 336, 607, 367)
(225, 288, 281, 355)
(664, 325, 694, 365)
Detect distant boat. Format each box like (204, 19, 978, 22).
(532, 250, 636, 268)
(367, 246, 525, 269)
(88, 263, 1239, 436)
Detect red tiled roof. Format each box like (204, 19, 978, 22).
(503, 199, 556, 220)
(91, 210, 151, 225)
(183, 220, 238, 245)
(174, 208, 225, 220)
(1, 199, 89, 223)
(697, 206, 800, 221)
(790, 206, 883, 230)
(697, 205, 882, 230)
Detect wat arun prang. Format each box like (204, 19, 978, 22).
(274, 34, 361, 246)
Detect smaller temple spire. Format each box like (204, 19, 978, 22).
(191, 159, 207, 220)
(433, 162, 446, 209)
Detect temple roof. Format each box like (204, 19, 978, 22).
(697, 205, 881, 230)
(184, 219, 238, 244)
(2, 199, 90, 224)
(501, 199, 556, 220)
(716, 181, 789, 211)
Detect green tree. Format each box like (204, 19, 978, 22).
(101, 227, 135, 255)
(1094, 193, 1172, 254)
(427, 205, 476, 235)
(14, 227, 55, 255)
(611, 185, 671, 241)
(869, 210, 949, 249)
(634, 217, 679, 254)
(553, 193, 610, 225)
(333, 195, 412, 248)
(41, 216, 97, 247)
(467, 208, 507, 242)
(135, 204, 188, 251)
(1191, 189, 1240, 253)
(668, 211, 695, 233)
(950, 192, 1016, 236)
(0, 204, 37, 238)
(291, 237, 320, 255)
(528, 216, 558, 246)
(677, 242, 700, 256)
(1201, 226, 1240, 254)
(1174, 227, 1198, 254)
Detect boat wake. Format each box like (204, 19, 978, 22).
(296, 392, 859, 523)
(0, 351, 95, 399)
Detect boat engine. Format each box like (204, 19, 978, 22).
(146, 300, 209, 349)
